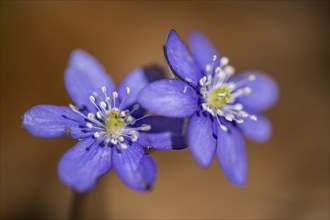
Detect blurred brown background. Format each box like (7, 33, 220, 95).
(1, 1, 329, 219)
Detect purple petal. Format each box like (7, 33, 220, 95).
(58, 138, 112, 193)
(231, 71, 279, 112)
(117, 65, 165, 114)
(135, 116, 186, 150)
(164, 29, 203, 85)
(239, 114, 272, 143)
(22, 105, 92, 139)
(187, 111, 217, 168)
(138, 79, 199, 118)
(189, 31, 220, 73)
(64, 49, 115, 111)
(112, 143, 157, 191)
(216, 122, 247, 186)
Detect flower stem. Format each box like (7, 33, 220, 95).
(70, 192, 86, 220)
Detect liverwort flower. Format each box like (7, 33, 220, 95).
(22, 49, 185, 192)
(138, 30, 279, 186)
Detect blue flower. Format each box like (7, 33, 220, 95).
(138, 30, 279, 186)
(23, 49, 185, 192)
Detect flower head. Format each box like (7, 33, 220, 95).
(23, 49, 185, 192)
(139, 30, 279, 186)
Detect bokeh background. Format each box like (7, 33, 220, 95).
(1, 1, 329, 219)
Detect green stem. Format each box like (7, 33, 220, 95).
(70, 192, 86, 220)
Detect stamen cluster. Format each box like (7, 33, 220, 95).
(70, 86, 151, 149)
(199, 56, 257, 131)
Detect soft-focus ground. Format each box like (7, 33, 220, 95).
(1, 1, 329, 219)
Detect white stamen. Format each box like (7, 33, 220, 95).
(94, 132, 100, 138)
(105, 137, 111, 143)
(220, 56, 229, 66)
(183, 86, 187, 93)
(87, 113, 95, 120)
(92, 92, 98, 97)
(220, 124, 228, 132)
(236, 119, 244, 124)
(69, 88, 155, 150)
(96, 111, 102, 119)
(198, 55, 257, 131)
(131, 133, 138, 142)
(69, 104, 77, 111)
(100, 101, 107, 109)
(225, 114, 233, 121)
(141, 124, 151, 131)
(126, 87, 130, 95)
(234, 104, 243, 111)
(250, 115, 257, 121)
(112, 91, 118, 99)
(120, 111, 126, 117)
(224, 65, 235, 75)
(205, 64, 212, 72)
(249, 74, 256, 81)
(120, 143, 128, 149)
(102, 86, 107, 93)
(244, 87, 251, 95)
(89, 96, 95, 102)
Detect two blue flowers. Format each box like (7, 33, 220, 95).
(23, 30, 278, 192)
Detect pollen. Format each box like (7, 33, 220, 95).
(105, 110, 125, 135)
(207, 85, 232, 108)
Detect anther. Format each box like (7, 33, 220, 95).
(126, 87, 131, 95)
(111, 139, 118, 145)
(248, 74, 256, 81)
(96, 111, 102, 119)
(112, 91, 118, 99)
(87, 113, 95, 120)
(224, 65, 235, 75)
(126, 115, 134, 123)
(202, 103, 208, 111)
(120, 143, 128, 149)
(102, 86, 107, 93)
(220, 56, 229, 66)
(250, 115, 257, 121)
(131, 134, 138, 142)
(141, 124, 151, 131)
(100, 102, 107, 109)
(94, 132, 100, 139)
(234, 104, 243, 111)
(132, 104, 140, 112)
(220, 124, 228, 132)
(120, 111, 126, 117)
(205, 64, 212, 72)
(243, 87, 251, 94)
(236, 119, 244, 124)
(86, 122, 93, 128)
(215, 67, 222, 75)
(239, 111, 248, 117)
(69, 104, 77, 111)
(199, 77, 204, 86)
(89, 96, 95, 102)
(225, 115, 233, 121)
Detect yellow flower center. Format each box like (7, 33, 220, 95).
(105, 110, 125, 134)
(207, 85, 232, 108)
